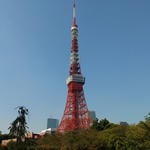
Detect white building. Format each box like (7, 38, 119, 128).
(39, 128, 57, 136)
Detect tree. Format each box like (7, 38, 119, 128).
(91, 118, 114, 131)
(8, 106, 29, 143)
(144, 112, 150, 122)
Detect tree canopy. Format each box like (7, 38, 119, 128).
(8, 106, 29, 143)
(1, 113, 150, 150)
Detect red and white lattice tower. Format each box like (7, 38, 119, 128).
(57, 0, 93, 133)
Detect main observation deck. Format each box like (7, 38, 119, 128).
(66, 74, 85, 85)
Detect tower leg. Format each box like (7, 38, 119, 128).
(57, 89, 92, 133)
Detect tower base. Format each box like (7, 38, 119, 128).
(57, 88, 93, 133)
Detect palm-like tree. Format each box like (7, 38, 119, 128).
(9, 106, 29, 143)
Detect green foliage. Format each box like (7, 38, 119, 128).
(36, 129, 101, 150)
(144, 112, 150, 122)
(91, 118, 115, 131)
(2, 114, 150, 149)
(36, 133, 61, 150)
(8, 106, 29, 143)
(5, 106, 31, 150)
(98, 125, 128, 150)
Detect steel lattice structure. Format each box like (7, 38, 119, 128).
(57, 0, 93, 133)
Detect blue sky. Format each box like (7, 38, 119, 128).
(0, 0, 150, 134)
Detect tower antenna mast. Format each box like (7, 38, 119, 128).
(73, 0, 76, 25)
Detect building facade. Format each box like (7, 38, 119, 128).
(47, 118, 59, 129)
(89, 111, 96, 120)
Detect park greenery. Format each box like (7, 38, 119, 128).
(8, 106, 29, 143)
(0, 110, 150, 150)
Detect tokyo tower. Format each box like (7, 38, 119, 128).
(57, 0, 93, 133)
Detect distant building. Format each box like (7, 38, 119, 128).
(26, 132, 41, 139)
(2, 139, 17, 146)
(47, 118, 59, 129)
(2, 132, 41, 146)
(39, 128, 57, 136)
(89, 111, 96, 120)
